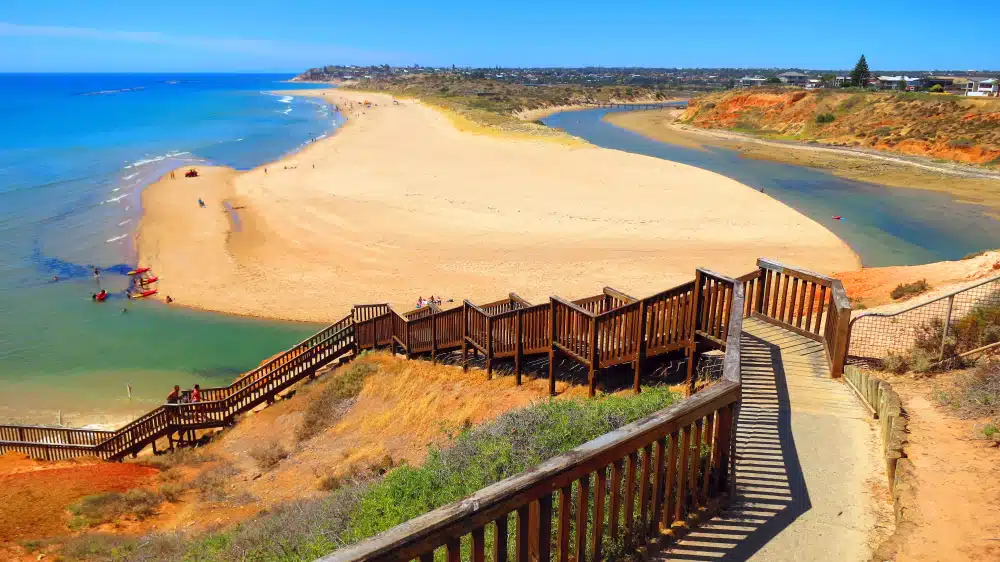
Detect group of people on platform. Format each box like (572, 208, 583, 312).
(166, 384, 202, 405)
(415, 295, 443, 309)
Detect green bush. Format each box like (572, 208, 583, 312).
(815, 112, 836, 124)
(890, 279, 930, 300)
(873, 126, 892, 137)
(929, 84, 944, 93)
(948, 138, 974, 148)
(66, 387, 680, 561)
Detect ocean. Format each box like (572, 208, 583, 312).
(0, 74, 341, 425)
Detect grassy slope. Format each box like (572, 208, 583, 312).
(56, 356, 680, 561)
(682, 88, 1000, 166)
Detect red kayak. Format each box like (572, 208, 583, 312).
(140, 276, 159, 284)
(128, 267, 150, 276)
(94, 291, 108, 302)
(130, 289, 158, 299)
(832, 216, 843, 220)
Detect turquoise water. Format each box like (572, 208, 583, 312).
(544, 107, 1000, 267)
(0, 74, 341, 424)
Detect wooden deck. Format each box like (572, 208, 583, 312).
(655, 317, 877, 561)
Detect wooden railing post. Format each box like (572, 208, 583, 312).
(431, 311, 438, 364)
(634, 299, 647, 394)
(829, 281, 851, 378)
(515, 309, 523, 384)
(486, 315, 494, 378)
(548, 299, 557, 396)
(588, 316, 598, 397)
(462, 302, 469, 372)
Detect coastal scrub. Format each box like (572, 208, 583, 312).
(62, 386, 679, 561)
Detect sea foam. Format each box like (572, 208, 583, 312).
(106, 234, 128, 243)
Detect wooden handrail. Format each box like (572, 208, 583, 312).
(551, 295, 598, 318)
(318, 380, 741, 562)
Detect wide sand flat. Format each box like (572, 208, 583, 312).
(138, 90, 857, 322)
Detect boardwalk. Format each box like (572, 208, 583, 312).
(656, 317, 880, 561)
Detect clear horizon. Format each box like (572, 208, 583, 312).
(2, 1, 999, 73)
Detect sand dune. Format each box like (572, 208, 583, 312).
(138, 89, 858, 322)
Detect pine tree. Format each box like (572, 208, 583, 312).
(851, 55, 871, 88)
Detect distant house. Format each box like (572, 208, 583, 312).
(921, 76, 956, 90)
(777, 71, 809, 86)
(834, 76, 855, 87)
(962, 77, 999, 97)
(876, 75, 921, 90)
(738, 76, 767, 88)
(806, 79, 823, 89)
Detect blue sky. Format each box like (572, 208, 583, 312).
(1, 0, 998, 72)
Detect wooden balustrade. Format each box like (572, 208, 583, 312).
(644, 281, 695, 358)
(694, 269, 736, 346)
(748, 259, 851, 376)
(318, 377, 741, 562)
(353, 304, 391, 323)
(0, 426, 114, 446)
(2, 319, 357, 461)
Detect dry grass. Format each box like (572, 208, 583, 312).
(937, 361, 1000, 419)
(68, 489, 163, 529)
(295, 361, 376, 443)
(191, 461, 239, 502)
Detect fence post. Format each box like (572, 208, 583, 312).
(588, 317, 599, 397)
(548, 299, 557, 396)
(462, 303, 469, 372)
(431, 312, 438, 365)
(634, 300, 647, 394)
(486, 315, 494, 378)
(830, 282, 851, 378)
(515, 309, 523, 384)
(939, 295, 955, 362)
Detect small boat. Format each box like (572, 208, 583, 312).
(94, 291, 108, 302)
(139, 276, 159, 284)
(832, 216, 843, 220)
(130, 289, 158, 299)
(128, 267, 150, 276)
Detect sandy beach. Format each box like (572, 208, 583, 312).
(138, 89, 858, 322)
(605, 109, 1000, 216)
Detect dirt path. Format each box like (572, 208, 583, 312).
(888, 377, 1000, 561)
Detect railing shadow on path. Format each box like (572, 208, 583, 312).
(655, 332, 809, 561)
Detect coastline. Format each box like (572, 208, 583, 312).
(604, 110, 1000, 215)
(137, 88, 858, 323)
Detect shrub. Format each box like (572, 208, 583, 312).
(929, 84, 944, 93)
(296, 362, 377, 443)
(141, 446, 215, 470)
(883, 353, 910, 374)
(815, 112, 836, 124)
(948, 138, 974, 148)
(69, 489, 163, 528)
(159, 483, 186, 503)
(192, 461, 240, 502)
(938, 361, 1000, 418)
(873, 126, 892, 137)
(981, 422, 999, 444)
(249, 440, 289, 472)
(890, 279, 929, 300)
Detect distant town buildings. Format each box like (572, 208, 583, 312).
(294, 65, 999, 97)
(776, 71, 809, 86)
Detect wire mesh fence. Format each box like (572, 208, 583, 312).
(848, 275, 1000, 368)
